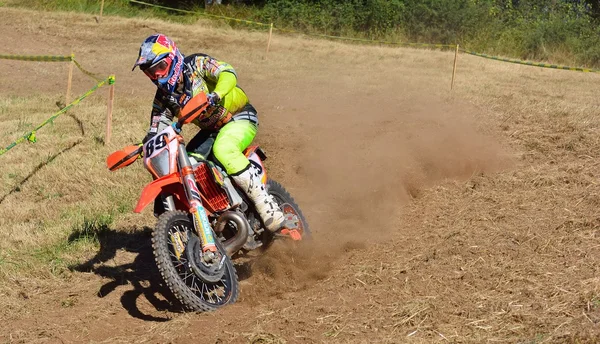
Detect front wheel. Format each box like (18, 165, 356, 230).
(268, 179, 311, 239)
(152, 210, 239, 312)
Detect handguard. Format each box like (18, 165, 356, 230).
(106, 145, 142, 171)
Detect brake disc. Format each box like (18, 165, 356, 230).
(185, 235, 226, 284)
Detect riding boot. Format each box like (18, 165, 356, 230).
(232, 164, 284, 232)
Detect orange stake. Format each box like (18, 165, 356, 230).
(451, 44, 459, 90)
(65, 53, 74, 105)
(99, 0, 105, 22)
(265, 23, 273, 60)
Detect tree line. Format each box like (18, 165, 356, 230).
(138, 0, 600, 66)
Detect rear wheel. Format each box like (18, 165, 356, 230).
(152, 210, 239, 312)
(267, 179, 311, 239)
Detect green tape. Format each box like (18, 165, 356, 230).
(273, 24, 453, 48)
(0, 54, 72, 62)
(128, 0, 271, 27)
(73, 59, 103, 82)
(460, 49, 600, 73)
(129, 0, 195, 14)
(0, 76, 115, 157)
(0, 53, 103, 80)
(27, 131, 37, 143)
(272, 26, 453, 48)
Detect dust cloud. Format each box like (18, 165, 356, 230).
(239, 76, 512, 300)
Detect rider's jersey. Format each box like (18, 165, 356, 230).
(147, 54, 250, 135)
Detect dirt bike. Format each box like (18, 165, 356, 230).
(106, 93, 309, 312)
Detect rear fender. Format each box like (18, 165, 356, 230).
(244, 145, 268, 185)
(134, 173, 188, 213)
(244, 145, 267, 160)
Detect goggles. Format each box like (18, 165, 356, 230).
(140, 59, 170, 80)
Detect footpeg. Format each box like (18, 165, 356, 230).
(279, 228, 302, 241)
(242, 234, 263, 250)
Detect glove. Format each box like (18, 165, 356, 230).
(207, 92, 220, 107)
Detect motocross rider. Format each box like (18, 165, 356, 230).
(132, 33, 285, 233)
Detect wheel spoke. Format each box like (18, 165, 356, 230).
(207, 284, 215, 303)
(171, 259, 186, 269)
(201, 282, 208, 301)
(191, 275, 201, 294)
(164, 217, 234, 307)
(214, 286, 223, 302)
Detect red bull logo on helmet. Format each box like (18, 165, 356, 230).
(168, 57, 183, 87)
(155, 34, 171, 49)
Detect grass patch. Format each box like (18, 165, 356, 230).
(69, 213, 114, 244)
(31, 214, 113, 276)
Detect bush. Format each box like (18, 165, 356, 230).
(259, 0, 404, 38)
(14, 0, 600, 67)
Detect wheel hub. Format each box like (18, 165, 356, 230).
(185, 235, 226, 283)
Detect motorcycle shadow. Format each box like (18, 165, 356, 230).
(68, 226, 183, 322)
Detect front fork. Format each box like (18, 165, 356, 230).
(177, 143, 218, 255)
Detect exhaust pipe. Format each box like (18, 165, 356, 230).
(214, 211, 249, 256)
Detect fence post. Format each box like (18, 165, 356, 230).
(451, 44, 459, 90)
(265, 23, 273, 60)
(65, 52, 74, 105)
(105, 75, 115, 145)
(99, 0, 105, 22)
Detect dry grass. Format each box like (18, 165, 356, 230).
(1, 5, 600, 344)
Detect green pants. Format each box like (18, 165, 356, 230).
(213, 120, 257, 175)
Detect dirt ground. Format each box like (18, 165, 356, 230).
(1, 6, 600, 344)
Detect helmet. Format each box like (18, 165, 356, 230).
(133, 34, 184, 94)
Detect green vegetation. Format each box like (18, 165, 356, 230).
(9, 0, 600, 67)
(33, 214, 114, 275)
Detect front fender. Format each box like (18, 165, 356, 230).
(134, 173, 185, 213)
